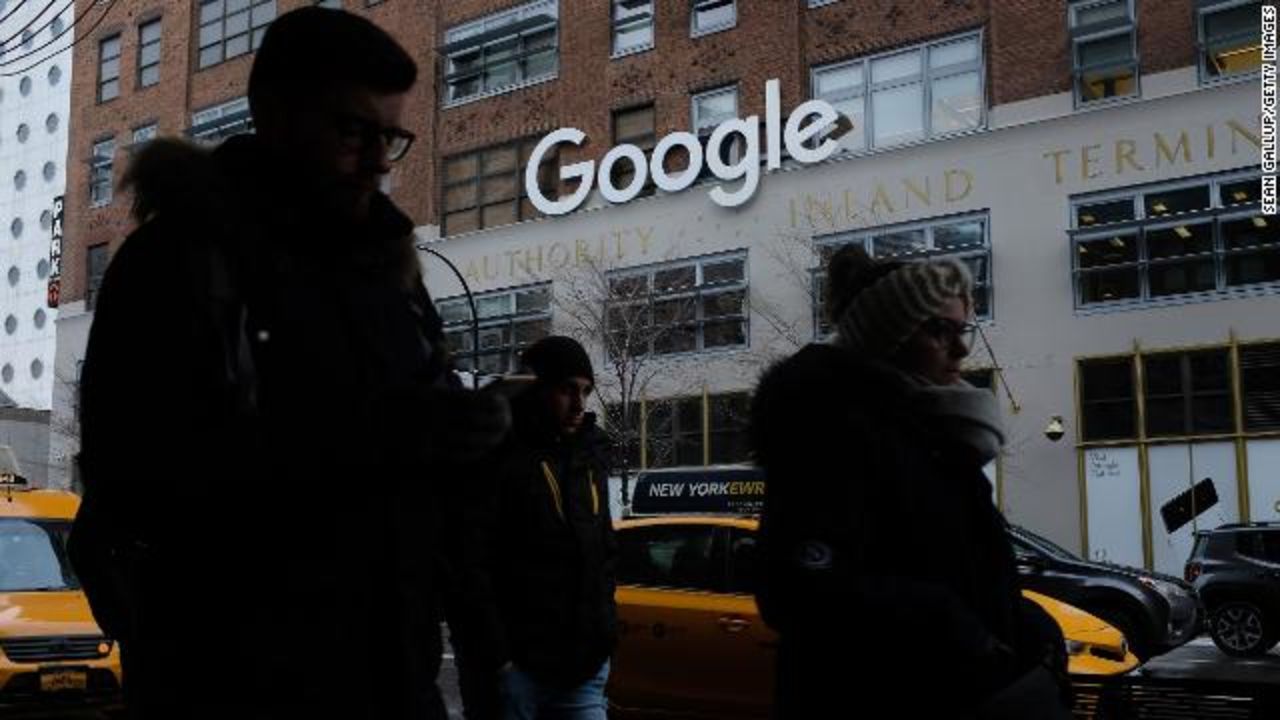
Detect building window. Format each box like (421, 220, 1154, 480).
(612, 104, 656, 197)
(813, 213, 992, 338)
(1143, 350, 1233, 437)
(188, 97, 253, 145)
(1071, 171, 1276, 309)
(441, 137, 558, 236)
(197, 0, 275, 70)
(1198, 1, 1263, 82)
(1079, 357, 1136, 441)
(692, 85, 739, 180)
(133, 123, 158, 146)
(1240, 342, 1280, 431)
(1069, 0, 1138, 105)
(812, 32, 983, 154)
(138, 19, 162, 88)
(98, 35, 121, 102)
(611, 391, 750, 469)
(442, 0, 558, 106)
(90, 139, 115, 208)
(691, 0, 735, 37)
(612, 0, 653, 56)
(606, 252, 748, 358)
(315, 0, 342, 7)
(437, 284, 552, 375)
(86, 244, 110, 311)
(808, 0, 839, 6)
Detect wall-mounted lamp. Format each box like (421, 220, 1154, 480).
(1044, 415, 1066, 442)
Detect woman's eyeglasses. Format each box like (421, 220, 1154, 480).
(920, 317, 978, 349)
(333, 112, 416, 163)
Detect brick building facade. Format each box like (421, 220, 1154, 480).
(50, 0, 1274, 574)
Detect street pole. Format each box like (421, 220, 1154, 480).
(418, 244, 481, 386)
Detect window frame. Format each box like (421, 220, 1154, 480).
(440, 136, 559, 236)
(612, 103, 657, 197)
(89, 138, 115, 208)
(1069, 0, 1140, 107)
(604, 250, 750, 359)
(810, 30, 985, 155)
(97, 34, 121, 103)
(611, 0, 654, 58)
(436, 282, 553, 375)
(812, 212, 993, 339)
(1196, 0, 1264, 85)
(137, 18, 162, 89)
(690, 0, 736, 38)
(442, 0, 560, 108)
(1141, 349, 1235, 438)
(1071, 170, 1276, 312)
(691, 84, 741, 180)
(196, 0, 275, 71)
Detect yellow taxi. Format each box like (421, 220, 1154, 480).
(609, 514, 1139, 719)
(0, 473, 123, 711)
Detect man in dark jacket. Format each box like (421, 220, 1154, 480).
(70, 8, 507, 719)
(456, 336, 617, 720)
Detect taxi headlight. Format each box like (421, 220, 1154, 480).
(1065, 639, 1087, 656)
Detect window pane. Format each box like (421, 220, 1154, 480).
(225, 34, 250, 58)
(872, 83, 924, 147)
(815, 63, 863, 96)
(1145, 396, 1185, 436)
(703, 319, 746, 348)
(1074, 0, 1128, 26)
(694, 89, 737, 130)
(515, 287, 551, 313)
(481, 202, 518, 228)
(693, 0, 735, 32)
(484, 61, 519, 90)
(1192, 395, 1233, 433)
(444, 182, 477, 211)
(1077, 198, 1135, 226)
(654, 266, 696, 292)
(1149, 259, 1216, 296)
(1080, 64, 1135, 101)
(1221, 178, 1262, 206)
(1082, 358, 1134, 401)
(1223, 215, 1277, 250)
(1145, 185, 1211, 217)
(201, 0, 225, 24)
(1226, 249, 1280, 286)
(703, 290, 744, 319)
(1205, 4, 1257, 41)
(1080, 267, 1140, 302)
(524, 49, 557, 79)
(871, 50, 920, 83)
(1190, 350, 1230, 393)
(1077, 234, 1137, 268)
(251, 0, 275, 27)
(615, 106, 655, 141)
(141, 43, 161, 66)
(1241, 343, 1280, 431)
(1146, 223, 1213, 259)
(930, 37, 979, 69)
(1205, 36, 1262, 77)
(481, 175, 519, 203)
(615, 22, 653, 51)
(446, 154, 479, 183)
(199, 46, 222, 69)
(931, 71, 981, 134)
(444, 209, 479, 236)
(616, 526, 720, 591)
(1078, 33, 1133, 67)
(524, 28, 556, 52)
(703, 258, 745, 284)
(225, 10, 250, 36)
(872, 228, 927, 257)
(140, 66, 159, 87)
(654, 326, 697, 354)
(829, 97, 866, 152)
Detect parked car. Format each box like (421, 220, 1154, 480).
(1185, 522, 1280, 658)
(0, 475, 123, 712)
(1008, 524, 1200, 661)
(610, 515, 1138, 720)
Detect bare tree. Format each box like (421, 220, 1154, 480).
(552, 253, 702, 507)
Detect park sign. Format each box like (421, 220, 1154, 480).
(525, 79, 845, 215)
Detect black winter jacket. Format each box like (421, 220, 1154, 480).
(71, 136, 455, 719)
(455, 391, 618, 700)
(750, 343, 1064, 717)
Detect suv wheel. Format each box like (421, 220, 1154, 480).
(1209, 601, 1272, 657)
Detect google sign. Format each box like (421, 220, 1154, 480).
(525, 79, 847, 215)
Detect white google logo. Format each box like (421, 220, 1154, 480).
(525, 79, 847, 215)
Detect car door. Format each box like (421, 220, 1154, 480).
(612, 522, 740, 717)
(711, 526, 775, 717)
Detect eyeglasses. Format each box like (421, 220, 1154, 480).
(332, 112, 416, 163)
(920, 317, 978, 349)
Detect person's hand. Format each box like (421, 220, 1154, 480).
(428, 388, 511, 463)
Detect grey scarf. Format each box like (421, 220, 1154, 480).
(901, 374, 1006, 464)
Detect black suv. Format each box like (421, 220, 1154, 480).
(1009, 525, 1200, 661)
(1186, 522, 1280, 657)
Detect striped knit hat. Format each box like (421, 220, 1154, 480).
(829, 246, 973, 357)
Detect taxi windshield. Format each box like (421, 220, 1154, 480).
(0, 518, 80, 592)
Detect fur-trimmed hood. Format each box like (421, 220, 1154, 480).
(121, 135, 422, 290)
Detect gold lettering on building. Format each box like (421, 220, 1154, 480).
(1154, 130, 1192, 167)
(1115, 139, 1144, 173)
(1227, 120, 1261, 154)
(1081, 144, 1103, 180)
(1044, 149, 1071, 185)
(903, 178, 932, 208)
(460, 227, 654, 285)
(789, 168, 976, 232)
(870, 184, 896, 215)
(944, 169, 973, 202)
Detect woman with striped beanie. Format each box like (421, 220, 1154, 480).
(749, 245, 1073, 719)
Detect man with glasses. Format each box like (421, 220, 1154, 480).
(72, 8, 508, 719)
